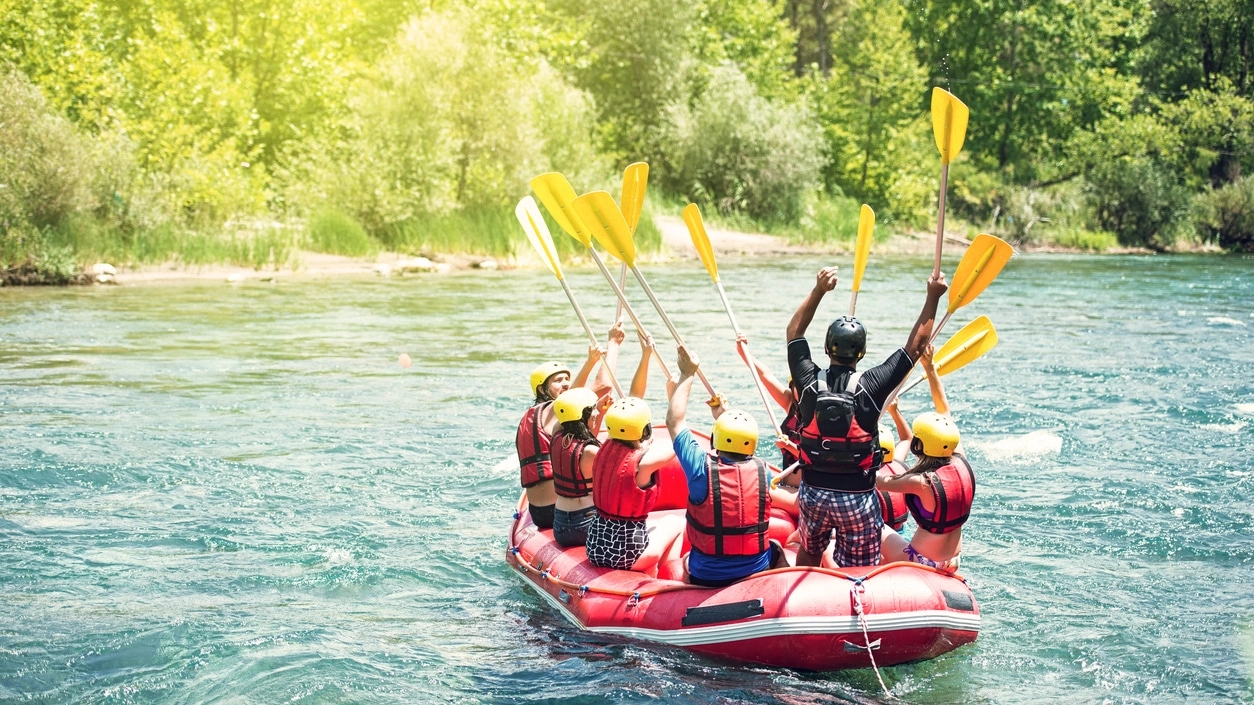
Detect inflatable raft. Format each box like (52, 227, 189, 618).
(506, 427, 979, 671)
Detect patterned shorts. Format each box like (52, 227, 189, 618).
(585, 515, 649, 570)
(905, 544, 960, 573)
(797, 484, 883, 567)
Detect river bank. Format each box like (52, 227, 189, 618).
(31, 214, 1177, 287)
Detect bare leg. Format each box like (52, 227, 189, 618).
(880, 526, 910, 564)
(633, 514, 686, 577)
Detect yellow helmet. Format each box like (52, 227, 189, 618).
(713, 410, 759, 455)
(529, 362, 570, 397)
(553, 388, 598, 424)
(878, 425, 895, 463)
(911, 412, 960, 458)
(604, 397, 651, 441)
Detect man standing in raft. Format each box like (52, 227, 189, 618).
(667, 346, 787, 587)
(786, 266, 947, 567)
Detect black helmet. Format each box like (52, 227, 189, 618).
(825, 316, 866, 363)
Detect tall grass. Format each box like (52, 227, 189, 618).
(45, 217, 300, 269)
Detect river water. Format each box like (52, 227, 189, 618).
(1, 253, 1251, 704)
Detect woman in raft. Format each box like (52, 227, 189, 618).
(732, 335, 807, 515)
(550, 332, 656, 548)
(516, 324, 629, 530)
(875, 347, 975, 571)
(585, 397, 684, 577)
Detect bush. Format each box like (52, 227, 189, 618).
(308, 209, 376, 257)
(1086, 156, 1192, 249)
(789, 194, 863, 244)
(661, 64, 823, 223)
(1050, 227, 1118, 252)
(1194, 176, 1254, 252)
(0, 69, 93, 230)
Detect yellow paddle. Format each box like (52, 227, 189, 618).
(886, 233, 1012, 407)
(683, 203, 780, 431)
(930, 87, 970, 279)
(575, 191, 718, 398)
(615, 162, 649, 325)
(529, 172, 673, 381)
(899, 315, 998, 395)
(515, 196, 624, 397)
(931, 233, 1014, 342)
(849, 204, 875, 316)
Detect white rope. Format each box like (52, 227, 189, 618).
(851, 581, 894, 699)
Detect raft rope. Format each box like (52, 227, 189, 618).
(851, 578, 894, 699)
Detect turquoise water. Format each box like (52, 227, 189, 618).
(1, 253, 1252, 703)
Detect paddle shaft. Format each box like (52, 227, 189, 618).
(934, 164, 950, 279)
(848, 290, 860, 318)
(615, 262, 628, 324)
(558, 278, 624, 397)
(714, 281, 781, 432)
(628, 265, 717, 398)
(587, 248, 673, 381)
(771, 460, 802, 487)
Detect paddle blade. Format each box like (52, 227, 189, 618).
(851, 204, 874, 292)
(934, 315, 998, 376)
(620, 162, 649, 235)
(515, 196, 563, 279)
(530, 172, 592, 248)
(682, 203, 719, 283)
(572, 191, 636, 265)
(931, 87, 970, 166)
(947, 233, 1014, 313)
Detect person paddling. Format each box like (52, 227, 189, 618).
(667, 345, 787, 587)
(877, 347, 974, 571)
(786, 266, 947, 567)
(586, 398, 684, 577)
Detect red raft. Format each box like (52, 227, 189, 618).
(506, 427, 979, 671)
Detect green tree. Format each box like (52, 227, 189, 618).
(905, 0, 1145, 181)
(809, 0, 929, 218)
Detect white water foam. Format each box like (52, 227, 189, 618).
(975, 429, 1063, 463)
(491, 455, 518, 478)
(1235, 403, 1254, 416)
(1207, 316, 1247, 327)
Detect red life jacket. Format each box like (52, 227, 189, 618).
(592, 439, 659, 522)
(876, 459, 910, 531)
(515, 402, 554, 488)
(551, 431, 598, 499)
(797, 370, 881, 492)
(905, 455, 976, 534)
(779, 403, 804, 468)
(686, 453, 771, 556)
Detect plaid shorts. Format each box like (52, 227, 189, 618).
(797, 484, 883, 567)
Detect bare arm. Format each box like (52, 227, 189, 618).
(630, 332, 651, 398)
(736, 335, 791, 410)
(637, 438, 675, 486)
(887, 397, 911, 442)
(598, 321, 626, 392)
(903, 273, 948, 362)
(877, 472, 930, 495)
(919, 345, 950, 416)
(786, 267, 839, 341)
(665, 345, 699, 439)
(573, 346, 601, 388)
